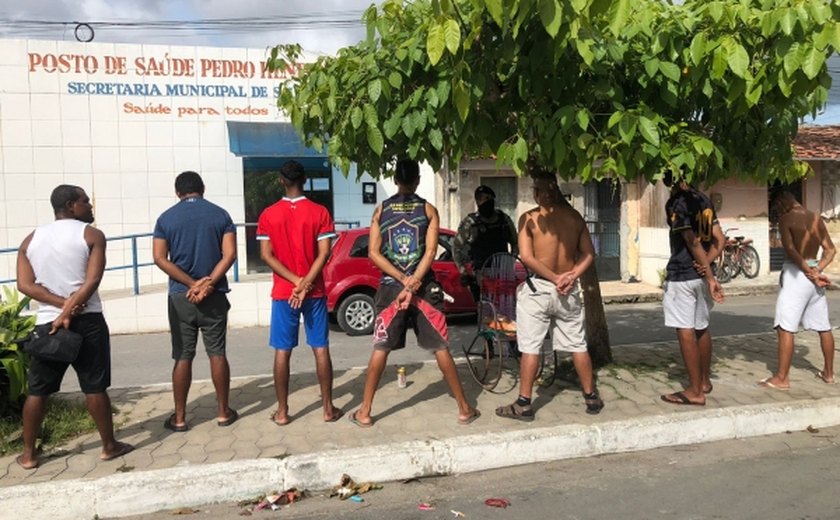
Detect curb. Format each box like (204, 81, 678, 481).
(5, 397, 840, 520)
(603, 283, 780, 305)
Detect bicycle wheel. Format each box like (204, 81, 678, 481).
(739, 245, 760, 278)
(717, 250, 737, 283)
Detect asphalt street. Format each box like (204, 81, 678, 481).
(111, 425, 840, 520)
(64, 292, 840, 392)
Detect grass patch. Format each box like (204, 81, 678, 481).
(0, 398, 97, 456)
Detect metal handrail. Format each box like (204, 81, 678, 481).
(0, 220, 362, 295)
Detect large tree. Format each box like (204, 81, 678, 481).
(273, 0, 839, 365)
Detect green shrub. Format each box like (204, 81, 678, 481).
(0, 286, 36, 417)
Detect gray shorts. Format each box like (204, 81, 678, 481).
(515, 278, 587, 354)
(663, 279, 713, 330)
(168, 292, 230, 360)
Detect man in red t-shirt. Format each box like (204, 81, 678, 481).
(257, 160, 342, 425)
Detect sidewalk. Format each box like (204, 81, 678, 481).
(2, 323, 839, 519)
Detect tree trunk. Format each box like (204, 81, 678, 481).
(581, 262, 612, 368)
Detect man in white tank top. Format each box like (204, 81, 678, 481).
(15, 185, 133, 470)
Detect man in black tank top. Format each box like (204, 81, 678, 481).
(348, 160, 479, 428)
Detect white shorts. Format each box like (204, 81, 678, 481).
(774, 262, 831, 332)
(515, 278, 587, 355)
(663, 278, 713, 330)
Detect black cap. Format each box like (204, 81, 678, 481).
(474, 185, 495, 199)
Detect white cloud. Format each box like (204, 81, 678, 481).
(0, 0, 373, 54)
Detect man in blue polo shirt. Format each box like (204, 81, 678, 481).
(153, 171, 238, 431)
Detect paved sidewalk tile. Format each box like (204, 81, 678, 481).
(1, 330, 838, 489)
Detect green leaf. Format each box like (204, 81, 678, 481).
(618, 115, 637, 145)
(512, 136, 529, 173)
(801, 45, 825, 79)
(401, 114, 416, 138)
(539, 0, 562, 38)
(711, 47, 727, 79)
(577, 133, 594, 149)
(745, 81, 762, 107)
(576, 40, 594, 66)
(388, 72, 402, 88)
(363, 104, 378, 127)
(453, 80, 470, 122)
(644, 57, 660, 78)
(808, 2, 832, 24)
(552, 131, 567, 163)
(556, 105, 575, 130)
(366, 126, 384, 155)
(368, 79, 382, 103)
(350, 106, 363, 129)
(608, 0, 631, 37)
(484, 0, 504, 27)
(638, 116, 660, 147)
(779, 8, 795, 35)
(576, 109, 590, 131)
(607, 111, 623, 129)
(659, 61, 681, 82)
(411, 110, 427, 133)
(783, 42, 802, 76)
(689, 33, 707, 65)
(571, 0, 589, 13)
(444, 19, 461, 55)
(427, 22, 446, 66)
(383, 116, 401, 139)
(727, 42, 749, 78)
(429, 128, 443, 150)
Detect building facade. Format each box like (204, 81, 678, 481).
(0, 38, 438, 290)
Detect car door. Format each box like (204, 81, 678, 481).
(432, 231, 476, 312)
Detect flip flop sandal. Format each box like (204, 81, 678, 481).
(217, 409, 239, 427)
(164, 414, 189, 432)
(457, 409, 481, 425)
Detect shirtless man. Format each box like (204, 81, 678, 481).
(760, 191, 835, 389)
(496, 170, 603, 421)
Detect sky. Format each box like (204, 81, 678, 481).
(0, 0, 838, 124)
(0, 0, 373, 55)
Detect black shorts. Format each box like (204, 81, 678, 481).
(28, 313, 111, 396)
(168, 291, 230, 360)
(372, 280, 449, 352)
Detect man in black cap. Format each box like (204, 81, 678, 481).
(453, 185, 518, 302)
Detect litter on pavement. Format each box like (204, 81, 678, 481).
(330, 473, 383, 500)
(485, 498, 511, 508)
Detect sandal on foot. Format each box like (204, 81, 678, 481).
(495, 402, 534, 422)
(100, 442, 135, 461)
(757, 378, 789, 391)
(217, 409, 239, 427)
(816, 371, 836, 385)
(164, 414, 189, 432)
(348, 410, 373, 428)
(15, 455, 38, 470)
(660, 391, 705, 406)
(458, 409, 481, 425)
(583, 391, 604, 415)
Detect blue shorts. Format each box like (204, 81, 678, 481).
(269, 297, 329, 350)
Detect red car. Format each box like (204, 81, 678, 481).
(323, 227, 476, 335)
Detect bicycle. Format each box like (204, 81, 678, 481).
(717, 227, 760, 283)
(461, 253, 558, 393)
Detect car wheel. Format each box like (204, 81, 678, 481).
(337, 293, 375, 335)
